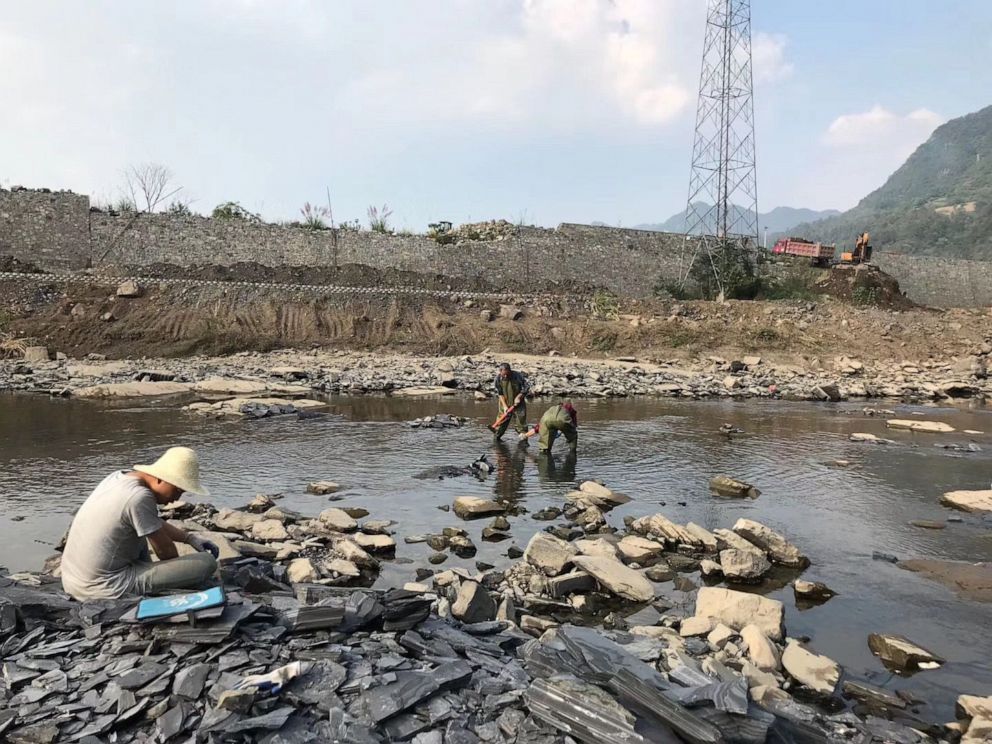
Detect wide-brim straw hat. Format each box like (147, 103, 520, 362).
(134, 446, 210, 496)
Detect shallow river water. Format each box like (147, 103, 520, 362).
(1, 391, 991, 721)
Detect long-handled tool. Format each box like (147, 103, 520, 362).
(487, 404, 518, 433)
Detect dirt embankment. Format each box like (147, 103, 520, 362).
(2, 271, 990, 364)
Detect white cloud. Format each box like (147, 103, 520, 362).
(752, 32, 793, 83)
(824, 105, 943, 147)
(343, 0, 696, 129)
(789, 105, 947, 210)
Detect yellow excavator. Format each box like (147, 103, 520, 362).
(840, 231, 872, 264)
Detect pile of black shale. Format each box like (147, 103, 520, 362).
(0, 560, 938, 744)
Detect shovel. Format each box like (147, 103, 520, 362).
(487, 403, 518, 433)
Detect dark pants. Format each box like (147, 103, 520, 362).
(494, 404, 527, 439)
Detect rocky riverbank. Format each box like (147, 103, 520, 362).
(4, 476, 989, 743)
(4, 345, 992, 405)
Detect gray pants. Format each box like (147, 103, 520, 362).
(130, 552, 217, 595)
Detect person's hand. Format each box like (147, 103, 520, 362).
(188, 534, 220, 558)
(514, 394, 524, 405)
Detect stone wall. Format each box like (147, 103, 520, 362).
(0, 189, 90, 270)
(88, 212, 686, 296)
(2, 186, 992, 305)
(873, 252, 992, 308)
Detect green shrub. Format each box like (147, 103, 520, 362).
(166, 201, 193, 217)
(112, 197, 137, 214)
(760, 266, 818, 301)
(300, 202, 330, 231)
(212, 201, 261, 222)
(367, 204, 393, 233)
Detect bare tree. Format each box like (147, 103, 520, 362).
(122, 163, 183, 213)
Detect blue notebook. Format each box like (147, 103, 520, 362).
(136, 586, 226, 621)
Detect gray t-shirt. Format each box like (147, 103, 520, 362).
(61, 471, 164, 600)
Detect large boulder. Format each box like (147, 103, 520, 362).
(524, 532, 578, 577)
(886, 419, 955, 433)
(286, 558, 318, 583)
(630, 514, 699, 548)
(566, 481, 631, 510)
(616, 536, 665, 564)
(941, 490, 992, 513)
(213, 509, 265, 533)
(75, 381, 193, 398)
(318, 508, 358, 532)
(574, 538, 620, 560)
(713, 528, 765, 556)
(330, 537, 378, 569)
(451, 581, 496, 623)
(740, 624, 781, 671)
(684, 523, 719, 553)
(719, 548, 771, 583)
(353, 533, 397, 554)
(958, 695, 992, 721)
(452, 496, 505, 520)
(694, 587, 784, 641)
(732, 518, 809, 568)
(867, 634, 944, 672)
(782, 641, 840, 694)
(250, 519, 289, 542)
(571, 556, 654, 603)
(22, 346, 50, 363)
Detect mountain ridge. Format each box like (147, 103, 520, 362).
(787, 104, 992, 258)
(634, 205, 840, 235)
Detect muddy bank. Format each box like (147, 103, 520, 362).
(899, 559, 992, 603)
(2, 271, 992, 363)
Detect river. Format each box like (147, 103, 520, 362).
(1, 391, 990, 721)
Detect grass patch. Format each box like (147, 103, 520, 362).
(590, 329, 618, 352)
(853, 285, 881, 306)
(665, 326, 702, 349)
(590, 290, 620, 320)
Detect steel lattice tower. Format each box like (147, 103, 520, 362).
(678, 0, 758, 295)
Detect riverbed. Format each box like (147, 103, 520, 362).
(1, 392, 991, 721)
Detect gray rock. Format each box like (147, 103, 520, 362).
(451, 581, 496, 624)
(524, 532, 577, 577)
(867, 634, 944, 672)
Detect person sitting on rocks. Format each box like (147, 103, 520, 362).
(521, 401, 578, 454)
(60, 446, 219, 601)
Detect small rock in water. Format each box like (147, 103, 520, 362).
(868, 633, 945, 673)
(872, 551, 899, 563)
(793, 579, 836, 603)
(709, 475, 761, 499)
(908, 520, 946, 530)
(452, 496, 505, 520)
(307, 481, 341, 495)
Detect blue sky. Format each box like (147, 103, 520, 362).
(1, 1, 990, 230)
